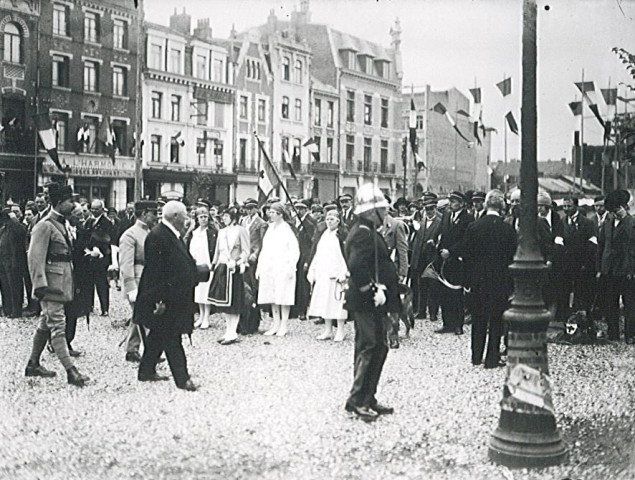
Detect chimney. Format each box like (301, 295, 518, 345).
(267, 9, 277, 34)
(169, 7, 191, 36)
(390, 17, 402, 50)
(193, 18, 213, 41)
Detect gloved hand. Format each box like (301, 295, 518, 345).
(373, 288, 386, 307)
(127, 289, 137, 304)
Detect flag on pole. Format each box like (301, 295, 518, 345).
(432, 102, 472, 143)
(496, 77, 512, 97)
(283, 148, 297, 180)
(173, 130, 185, 147)
(505, 112, 519, 135)
(568, 101, 582, 116)
(255, 135, 282, 204)
(98, 117, 116, 164)
(408, 98, 424, 169)
(303, 137, 320, 161)
(76, 124, 90, 154)
(575, 81, 605, 127)
(34, 112, 68, 173)
(469, 88, 483, 146)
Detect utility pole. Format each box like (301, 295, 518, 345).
(133, 0, 145, 201)
(489, 0, 567, 467)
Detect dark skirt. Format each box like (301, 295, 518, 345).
(208, 263, 244, 314)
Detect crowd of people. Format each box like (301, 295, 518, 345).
(3, 181, 633, 421)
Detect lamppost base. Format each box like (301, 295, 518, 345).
(489, 411, 568, 468)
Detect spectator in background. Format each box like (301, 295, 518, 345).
(0, 210, 26, 317)
(84, 199, 114, 316)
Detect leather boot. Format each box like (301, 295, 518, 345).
(25, 360, 57, 377)
(67, 366, 90, 387)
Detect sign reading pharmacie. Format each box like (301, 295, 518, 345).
(42, 155, 136, 178)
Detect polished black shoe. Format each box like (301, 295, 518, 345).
(415, 313, 426, 320)
(345, 403, 378, 422)
(434, 327, 453, 334)
(25, 361, 56, 377)
(177, 379, 198, 391)
(126, 352, 141, 363)
(484, 360, 507, 369)
(313, 318, 325, 325)
(101, 311, 109, 317)
(429, 316, 438, 322)
(138, 372, 170, 382)
(68, 348, 83, 358)
(626, 337, 635, 345)
(369, 402, 394, 415)
(454, 327, 464, 336)
(67, 366, 89, 387)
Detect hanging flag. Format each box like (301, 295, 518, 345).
(98, 117, 116, 164)
(255, 135, 282, 204)
(34, 112, 68, 173)
(588, 104, 605, 127)
(505, 112, 519, 135)
(601, 87, 618, 122)
(568, 101, 582, 116)
(496, 77, 512, 97)
(130, 131, 144, 156)
(173, 130, 185, 147)
(282, 149, 297, 180)
(574, 81, 595, 95)
(76, 124, 90, 154)
(469, 88, 483, 146)
(432, 102, 472, 143)
(601, 88, 617, 106)
(408, 98, 423, 169)
(303, 137, 320, 162)
(574, 81, 604, 127)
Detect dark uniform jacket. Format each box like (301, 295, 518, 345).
(84, 214, 114, 269)
(409, 214, 442, 275)
(562, 213, 596, 273)
(438, 208, 474, 286)
(458, 213, 517, 298)
(134, 223, 200, 334)
(597, 214, 635, 277)
(344, 217, 399, 313)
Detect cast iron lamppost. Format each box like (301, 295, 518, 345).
(489, 0, 567, 467)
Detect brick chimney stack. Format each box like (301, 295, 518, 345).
(193, 18, 213, 41)
(169, 8, 191, 36)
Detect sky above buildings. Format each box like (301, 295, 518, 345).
(146, 0, 635, 165)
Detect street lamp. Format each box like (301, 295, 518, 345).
(488, 0, 567, 468)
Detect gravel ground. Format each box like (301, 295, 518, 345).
(1, 292, 635, 480)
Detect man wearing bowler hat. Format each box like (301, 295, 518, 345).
(25, 183, 90, 387)
(437, 191, 474, 335)
(119, 201, 159, 363)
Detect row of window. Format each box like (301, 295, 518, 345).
(53, 4, 129, 49)
(239, 96, 267, 123)
(52, 56, 129, 96)
(340, 50, 391, 80)
(345, 135, 390, 170)
(50, 114, 126, 155)
(281, 96, 303, 121)
(149, 43, 226, 83)
(282, 57, 303, 84)
(149, 134, 224, 166)
(313, 99, 335, 128)
(346, 91, 390, 127)
(150, 92, 226, 129)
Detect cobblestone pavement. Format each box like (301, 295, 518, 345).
(1, 291, 634, 479)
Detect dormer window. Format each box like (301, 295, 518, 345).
(358, 54, 374, 74)
(339, 49, 356, 70)
(375, 59, 390, 79)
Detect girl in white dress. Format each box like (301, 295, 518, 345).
(188, 206, 215, 329)
(256, 202, 300, 337)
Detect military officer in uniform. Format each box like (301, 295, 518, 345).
(344, 183, 399, 422)
(24, 183, 90, 387)
(119, 201, 158, 362)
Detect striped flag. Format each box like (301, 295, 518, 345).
(303, 137, 320, 161)
(568, 101, 582, 116)
(173, 130, 185, 147)
(98, 117, 116, 164)
(469, 87, 483, 146)
(255, 135, 282, 204)
(34, 112, 68, 173)
(575, 81, 605, 127)
(282, 148, 297, 180)
(505, 112, 519, 135)
(408, 98, 424, 169)
(432, 102, 472, 143)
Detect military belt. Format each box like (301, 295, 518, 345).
(47, 254, 72, 262)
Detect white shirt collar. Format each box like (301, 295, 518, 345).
(162, 218, 181, 239)
(486, 210, 500, 216)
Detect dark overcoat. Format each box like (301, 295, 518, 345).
(134, 223, 199, 334)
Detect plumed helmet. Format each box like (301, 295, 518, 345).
(354, 183, 390, 215)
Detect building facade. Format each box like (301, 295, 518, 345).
(142, 10, 235, 204)
(0, 0, 41, 203)
(37, 0, 139, 209)
(407, 86, 491, 196)
(298, 6, 404, 200)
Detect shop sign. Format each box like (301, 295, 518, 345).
(42, 155, 135, 178)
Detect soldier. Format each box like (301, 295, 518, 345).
(344, 183, 399, 422)
(119, 201, 158, 363)
(24, 183, 89, 387)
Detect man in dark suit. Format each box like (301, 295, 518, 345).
(437, 191, 474, 335)
(596, 190, 635, 342)
(338, 193, 356, 230)
(590, 195, 608, 320)
(409, 197, 442, 320)
(344, 183, 399, 422)
(0, 210, 26, 317)
(561, 196, 597, 322)
(134, 200, 205, 391)
(294, 200, 317, 320)
(84, 199, 114, 316)
(460, 190, 517, 368)
(380, 211, 409, 283)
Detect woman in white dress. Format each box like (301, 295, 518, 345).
(256, 202, 300, 337)
(187, 206, 217, 329)
(208, 207, 250, 345)
(307, 209, 349, 341)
